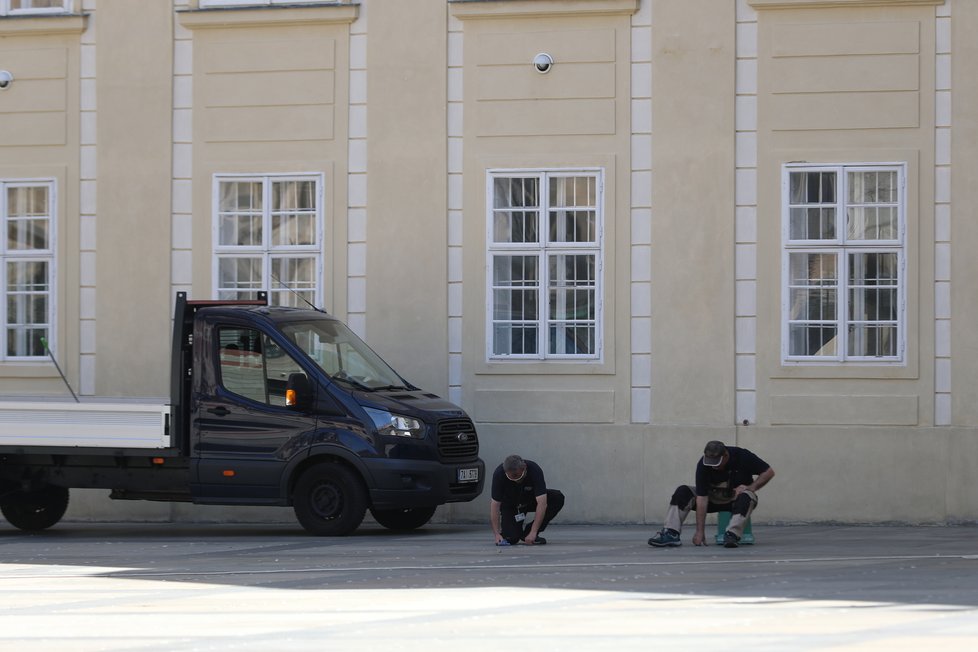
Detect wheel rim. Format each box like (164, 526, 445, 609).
(309, 481, 343, 520)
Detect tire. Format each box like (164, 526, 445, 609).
(370, 506, 437, 531)
(292, 462, 367, 536)
(1, 485, 69, 532)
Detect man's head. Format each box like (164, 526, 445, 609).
(503, 454, 527, 482)
(702, 440, 728, 468)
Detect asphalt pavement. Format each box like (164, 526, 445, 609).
(2, 521, 977, 650)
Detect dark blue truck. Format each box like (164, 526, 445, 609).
(0, 292, 485, 535)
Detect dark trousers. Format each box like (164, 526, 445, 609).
(500, 489, 564, 544)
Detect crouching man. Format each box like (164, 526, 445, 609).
(490, 454, 565, 545)
(648, 440, 774, 548)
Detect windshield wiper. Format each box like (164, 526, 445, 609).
(367, 384, 409, 392)
(329, 374, 371, 391)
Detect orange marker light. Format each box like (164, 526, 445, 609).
(152, 458, 165, 465)
(286, 389, 297, 406)
(223, 470, 235, 477)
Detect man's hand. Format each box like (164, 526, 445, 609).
(494, 532, 505, 545)
(734, 484, 751, 497)
(692, 530, 708, 546)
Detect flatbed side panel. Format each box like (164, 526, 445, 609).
(0, 401, 170, 449)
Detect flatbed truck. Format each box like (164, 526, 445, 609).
(0, 293, 485, 535)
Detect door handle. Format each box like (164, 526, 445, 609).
(207, 406, 231, 417)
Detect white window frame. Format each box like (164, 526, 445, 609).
(485, 168, 604, 362)
(781, 162, 906, 364)
(0, 178, 57, 362)
(1, 1, 72, 15)
(211, 173, 324, 308)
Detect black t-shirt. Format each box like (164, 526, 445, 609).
(694, 446, 770, 504)
(490, 459, 547, 509)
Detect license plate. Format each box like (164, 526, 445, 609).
(457, 467, 479, 483)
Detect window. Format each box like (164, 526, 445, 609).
(213, 174, 323, 308)
(782, 163, 905, 363)
(487, 169, 602, 360)
(1, 0, 72, 15)
(199, 0, 330, 7)
(218, 326, 306, 407)
(1, 180, 55, 361)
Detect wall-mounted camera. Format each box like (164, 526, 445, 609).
(533, 53, 553, 74)
(0, 70, 13, 90)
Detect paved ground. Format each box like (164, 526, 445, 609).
(1, 521, 977, 651)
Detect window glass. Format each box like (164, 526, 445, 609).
(783, 164, 903, 363)
(217, 327, 307, 407)
(5, 1, 70, 14)
(488, 170, 602, 360)
(1, 180, 54, 360)
(214, 175, 322, 308)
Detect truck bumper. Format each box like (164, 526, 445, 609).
(363, 457, 485, 509)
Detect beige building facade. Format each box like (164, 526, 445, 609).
(0, 0, 974, 525)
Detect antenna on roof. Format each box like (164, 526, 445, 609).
(270, 273, 324, 312)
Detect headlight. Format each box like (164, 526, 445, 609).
(365, 408, 425, 439)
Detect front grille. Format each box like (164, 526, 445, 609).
(437, 418, 479, 459)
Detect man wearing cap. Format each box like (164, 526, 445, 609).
(648, 440, 775, 548)
(490, 454, 565, 545)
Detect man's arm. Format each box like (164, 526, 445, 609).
(490, 499, 504, 544)
(735, 467, 775, 496)
(523, 493, 548, 544)
(692, 496, 709, 546)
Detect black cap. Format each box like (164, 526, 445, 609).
(702, 440, 727, 467)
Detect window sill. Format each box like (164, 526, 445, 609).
(178, 3, 357, 29)
(748, 0, 942, 9)
(0, 13, 86, 36)
(0, 364, 63, 379)
(449, 0, 639, 20)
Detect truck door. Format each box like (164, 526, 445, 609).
(193, 325, 316, 502)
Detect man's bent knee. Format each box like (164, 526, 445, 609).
(670, 485, 695, 506)
(732, 493, 752, 516)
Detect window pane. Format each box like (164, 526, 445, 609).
(271, 213, 315, 246)
(847, 324, 897, 357)
(493, 210, 539, 244)
(272, 180, 315, 211)
(788, 324, 837, 357)
(218, 328, 267, 404)
(547, 254, 596, 355)
(789, 206, 837, 241)
(263, 333, 306, 407)
(492, 255, 539, 355)
(492, 324, 537, 356)
(5, 260, 49, 358)
(789, 171, 835, 204)
(269, 257, 316, 307)
(218, 257, 262, 299)
(219, 181, 262, 212)
(848, 170, 897, 204)
(789, 252, 837, 285)
(493, 177, 538, 209)
(11, 0, 69, 9)
(549, 176, 595, 208)
(219, 214, 262, 247)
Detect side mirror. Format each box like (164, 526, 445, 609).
(285, 372, 312, 410)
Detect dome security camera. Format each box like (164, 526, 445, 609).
(0, 70, 12, 90)
(533, 53, 553, 74)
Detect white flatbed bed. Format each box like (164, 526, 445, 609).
(0, 398, 171, 449)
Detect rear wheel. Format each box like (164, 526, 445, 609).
(370, 506, 437, 531)
(1, 485, 69, 532)
(292, 463, 367, 536)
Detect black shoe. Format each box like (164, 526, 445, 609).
(530, 536, 547, 545)
(723, 531, 741, 548)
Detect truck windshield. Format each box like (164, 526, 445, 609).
(279, 319, 409, 391)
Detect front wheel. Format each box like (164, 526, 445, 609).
(1, 485, 69, 532)
(370, 506, 437, 531)
(292, 463, 367, 536)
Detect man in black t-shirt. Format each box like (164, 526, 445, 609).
(490, 454, 565, 545)
(648, 440, 775, 548)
